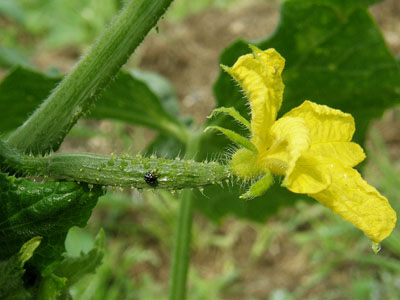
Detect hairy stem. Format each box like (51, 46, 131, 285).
(7, 0, 174, 154)
(0, 141, 229, 189)
(169, 132, 201, 300)
(169, 189, 194, 300)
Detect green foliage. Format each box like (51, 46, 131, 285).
(0, 1, 25, 23)
(0, 176, 105, 299)
(167, 0, 238, 20)
(6, 0, 175, 155)
(36, 274, 67, 300)
(66, 190, 242, 300)
(289, 0, 381, 14)
(0, 66, 186, 156)
(0, 229, 105, 300)
(13, 0, 121, 48)
(0, 67, 186, 141)
(4, 0, 397, 225)
(130, 69, 180, 118)
(0, 67, 58, 133)
(54, 229, 105, 288)
(145, 134, 184, 158)
(0, 172, 103, 270)
(88, 70, 187, 142)
(30, 228, 105, 300)
(195, 0, 400, 222)
(1, 0, 400, 298)
(0, 237, 42, 300)
(69, 236, 163, 300)
(0, 46, 31, 69)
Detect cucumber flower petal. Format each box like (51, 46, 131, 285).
(309, 161, 396, 243)
(211, 45, 396, 243)
(221, 47, 285, 150)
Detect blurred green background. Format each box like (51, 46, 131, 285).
(1, 0, 400, 299)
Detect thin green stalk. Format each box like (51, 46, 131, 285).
(169, 189, 195, 300)
(169, 131, 201, 300)
(7, 0, 174, 154)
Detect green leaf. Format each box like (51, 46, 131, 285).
(88, 71, 187, 142)
(287, 0, 381, 15)
(0, 46, 31, 69)
(0, 67, 187, 142)
(0, 67, 59, 133)
(54, 229, 105, 287)
(0, 172, 103, 270)
(64, 227, 96, 257)
(194, 182, 297, 223)
(145, 134, 184, 158)
(0, 236, 42, 300)
(37, 274, 67, 300)
(145, 119, 192, 159)
(196, 0, 400, 222)
(130, 69, 180, 117)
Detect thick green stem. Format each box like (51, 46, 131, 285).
(169, 132, 200, 300)
(0, 141, 229, 189)
(7, 0, 174, 154)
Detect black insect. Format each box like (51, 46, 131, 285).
(144, 169, 158, 186)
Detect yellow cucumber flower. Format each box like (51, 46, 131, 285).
(206, 45, 396, 244)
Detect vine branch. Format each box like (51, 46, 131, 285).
(7, 0, 174, 154)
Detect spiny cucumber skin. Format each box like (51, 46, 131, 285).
(0, 141, 229, 189)
(46, 153, 228, 189)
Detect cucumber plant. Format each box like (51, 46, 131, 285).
(1, 0, 400, 299)
(0, 0, 222, 298)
